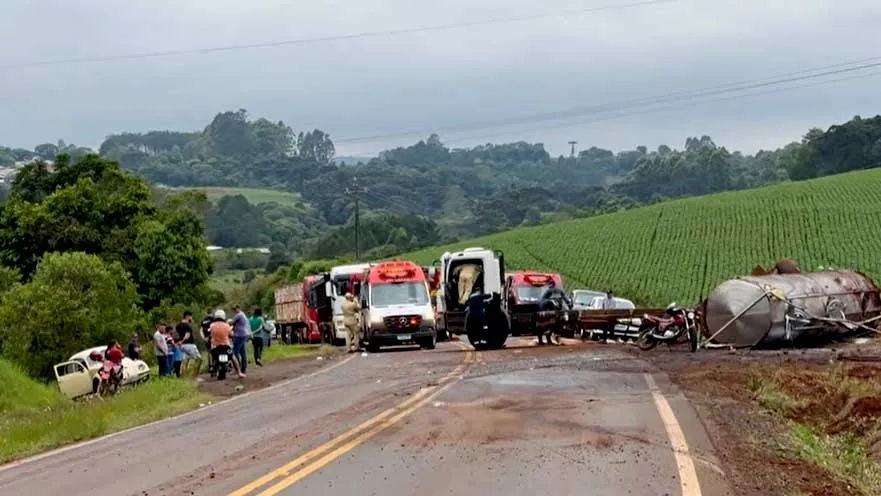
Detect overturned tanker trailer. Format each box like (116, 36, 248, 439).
(702, 270, 881, 347)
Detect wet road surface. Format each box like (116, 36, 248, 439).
(0, 338, 731, 496)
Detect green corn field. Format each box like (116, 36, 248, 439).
(403, 168, 881, 307)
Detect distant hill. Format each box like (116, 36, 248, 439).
(402, 168, 881, 306)
(333, 156, 372, 165)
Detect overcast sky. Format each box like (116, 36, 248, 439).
(2, 0, 881, 157)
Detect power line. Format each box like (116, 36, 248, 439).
(0, 0, 675, 70)
(441, 68, 881, 147)
(334, 56, 881, 145)
(344, 177, 367, 261)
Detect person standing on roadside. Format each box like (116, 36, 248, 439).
(249, 308, 267, 367)
(176, 311, 203, 377)
(153, 324, 171, 377)
(341, 293, 361, 353)
(200, 309, 215, 375)
(127, 333, 141, 361)
(231, 306, 251, 376)
(600, 290, 617, 342)
(167, 325, 182, 378)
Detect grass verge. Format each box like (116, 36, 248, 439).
(749, 363, 881, 495)
(261, 343, 336, 363)
(0, 360, 211, 464)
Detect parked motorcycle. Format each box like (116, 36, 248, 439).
(636, 302, 699, 352)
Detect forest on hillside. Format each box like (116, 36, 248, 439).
(4, 110, 881, 263)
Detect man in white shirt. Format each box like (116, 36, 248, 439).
(600, 290, 616, 341)
(153, 324, 171, 377)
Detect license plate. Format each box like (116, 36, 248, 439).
(218, 354, 228, 363)
(396, 334, 412, 341)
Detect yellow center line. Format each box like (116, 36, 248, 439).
(257, 377, 462, 496)
(227, 344, 473, 496)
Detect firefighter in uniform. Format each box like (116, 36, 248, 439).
(453, 263, 480, 306)
(342, 292, 361, 353)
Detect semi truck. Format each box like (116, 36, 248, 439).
(329, 263, 372, 345)
(433, 247, 509, 350)
(273, 274, 333, 344)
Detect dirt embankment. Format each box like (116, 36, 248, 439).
(197, 348, 344, 398)
(636, 348, 881, 496)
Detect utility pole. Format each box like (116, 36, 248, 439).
(568, 140, 578, 159)
(345, 177, 367, 261)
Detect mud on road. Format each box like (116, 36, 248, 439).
(627, 344, 881, 496)
(190, 337, 881, 495)
(197, 348, 346, 399)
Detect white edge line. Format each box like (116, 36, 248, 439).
(644, 373, 703, 496)
(0, 353, 359, 472)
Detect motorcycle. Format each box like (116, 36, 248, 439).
(214, 347, 232, 380)
(636, 302, 699, 352)
(97, 360, 124, 396)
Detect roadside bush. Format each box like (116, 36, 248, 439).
(0, 266, 20, 298)
(0, 252, 142, 379)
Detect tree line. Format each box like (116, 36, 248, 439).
(0, 155, 215, 378)
(4, 110, 881, 264)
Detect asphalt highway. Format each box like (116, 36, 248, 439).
(0, 338, 732, 496)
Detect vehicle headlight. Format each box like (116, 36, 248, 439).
(370, 313, 383, 325)
(334, 317, 345, 330)
(687, 311, 695, 319)
(563, 313, 569, 321)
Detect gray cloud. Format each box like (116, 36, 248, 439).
(2, 0, 881, 156)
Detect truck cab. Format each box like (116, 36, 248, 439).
(329, 263, 372, 345)
(434, 247, 509, 349)
(274, 273, 333, 344)
(504, 271, 565, 336)
(359, 260, 436, 352)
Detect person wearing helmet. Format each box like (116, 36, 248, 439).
(342, 292, 361, 353)
(209, 309, 244, 379)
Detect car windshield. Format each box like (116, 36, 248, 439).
(371, 282, 429, 307)
(573, 291, 604, 305)
(332, 275, 350, 296)
(516, 285, 548, 301)
(589, 297, 634, 309)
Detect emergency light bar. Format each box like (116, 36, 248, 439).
(523, 273, 552, 286)
(377, 267, 416, 280)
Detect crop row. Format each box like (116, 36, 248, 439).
(406, 168, 881, 307)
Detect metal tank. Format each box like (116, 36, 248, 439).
(703, 270, 881, 347)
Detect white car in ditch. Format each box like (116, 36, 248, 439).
(53, 346, 151, 400)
